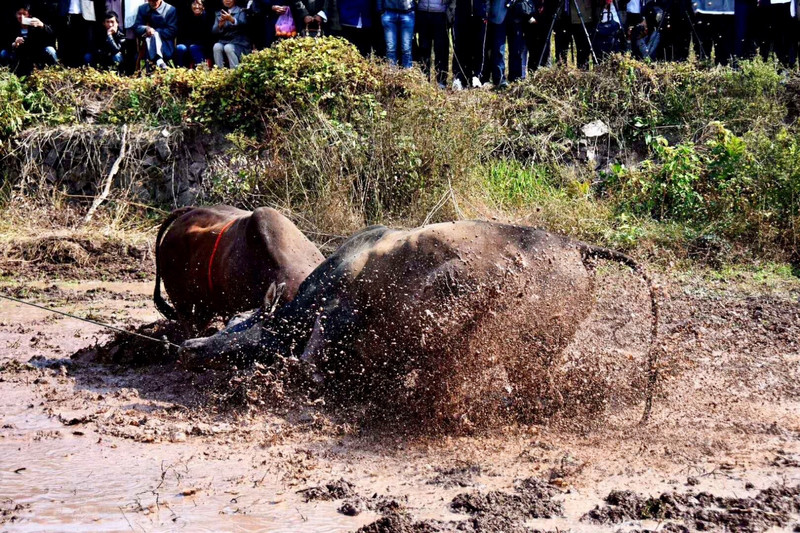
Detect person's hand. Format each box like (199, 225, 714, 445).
(108, 27, 115, 35)
(28, 17, 44, 28)
(272, 5, 288, 13)
(145, 26, 155, 36)
(13, 36, 24, 48)
(221, 10, 235, 22)
(313, 14, 322, 22)
(303, 15, 313, 23)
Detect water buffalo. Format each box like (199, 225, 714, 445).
(154, 205, 325, 326)
(181, 221, 658, 425)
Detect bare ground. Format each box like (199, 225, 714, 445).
(1, 244, 799, 532)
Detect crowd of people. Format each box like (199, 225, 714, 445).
(2, 0, 799, 87)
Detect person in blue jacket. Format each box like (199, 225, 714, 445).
(134, 0, 179, 68)
(377, 0, 415, 67)
(485, 0, 527, 87)
(692, 0, 733, 65)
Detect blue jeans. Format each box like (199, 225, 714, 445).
(176, 44, 206, 67)
(381, 10, 414, 68)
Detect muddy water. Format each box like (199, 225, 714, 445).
(1, 391, 381, 532)
(3, 277, 800, 532)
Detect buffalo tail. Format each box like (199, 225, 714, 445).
(579, 243, 660, 425)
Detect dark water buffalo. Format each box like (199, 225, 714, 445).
(154, 205, 325, 325)
(181, 221, 658, 424)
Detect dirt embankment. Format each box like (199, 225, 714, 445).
(1, 246, 799, 531)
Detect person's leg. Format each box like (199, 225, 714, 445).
(712, 14, 733, 65)
(472, 15, 489, 84)
(771, 3, 792, 67)
(507, 17, 527, 82)
(399, 11, 415, 68)
(693, 13, 712, 60)
(572, 22, 591, 69)
(451, 8, 469, 85)
(554, 17, 570, 64)
(432, 12, 450, 86)
(672, 1, 694, 61)
(176, 43, 188, 66)
(416, 11, 434, 79)
(224, 43, 240, 67)
(382, 11, 399, 65)
(213, 42, 225, 66)
(489, 21, 506, 86)
(733, 0, 755, 60)
(189, 44, 206, 65)
(147, 32, 165, 61)
(43, 46, 58, 65)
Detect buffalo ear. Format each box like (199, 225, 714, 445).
(264, 282, 286, 315)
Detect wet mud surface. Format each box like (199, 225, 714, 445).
(1, 264, 799, 532)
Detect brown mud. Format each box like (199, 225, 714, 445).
(1, 251, 799, 532)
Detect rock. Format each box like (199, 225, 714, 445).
(581, 120, 610, 138)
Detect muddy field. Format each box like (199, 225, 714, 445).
(1, 245, 800, 532)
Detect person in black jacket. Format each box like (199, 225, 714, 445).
(176, 0, 212, 66)
(291, 0, 328, 34)
(1, 3, 57, 74)
(452, 0, 488, 88)
(94, 10, 126, 69)
(249, 0, 291, 49)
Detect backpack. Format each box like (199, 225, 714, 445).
(507, 0, 535, 21)
(592, 6, 624, 58)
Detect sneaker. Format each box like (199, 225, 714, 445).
(452, 79, 463, 91)
(156, 59, 168, 70)
(471, 76, 482, 88)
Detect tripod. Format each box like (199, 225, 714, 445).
(537, 0, 598, 68)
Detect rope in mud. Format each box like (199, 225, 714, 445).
(0, 293, 182, 350)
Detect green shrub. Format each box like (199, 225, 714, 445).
(0, 71, 29, 138)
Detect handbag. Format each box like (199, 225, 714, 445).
(301, 21, 323, 38)
(275, 10, 297, 37)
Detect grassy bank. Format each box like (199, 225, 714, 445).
(1, 38, 798, 267)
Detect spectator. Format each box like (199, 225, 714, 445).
(291, 0, 327, 35)
(554, 0, 595, 70)
(134, 0, 179, 69)
(416, 0, 455, 87)
(212, 0, 250, 68)
(691, 0, 733, 65)
(525, 0, 553, 72)
(733, 0, 756, 60)
(247, 0, 292, 49)
(485, 0, 527, 87)
(652, 0, 691, 61)
(630, 3, 660, 59)
(451, 0, 488, 88)
(177, 0, 212, 66)
(57, 0, 103, 66)
(754, 0, 794, 68)
(94, 10, 126, 69)
(1, 3, 57, 75)
(327, 0, 376, 56)
(377, 0, 415, 67)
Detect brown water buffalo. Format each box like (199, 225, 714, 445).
(181, 221, 658, 425)
(154, 205, 325, 326)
